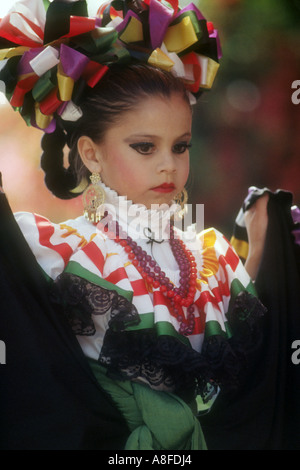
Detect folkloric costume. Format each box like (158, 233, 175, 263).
(0, 0, 275, 451)
(12, 182, 265, 450)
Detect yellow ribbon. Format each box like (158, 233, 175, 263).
(119, 16, 144, 44)
(148, 48, 175, 72)
(199, 56, 220, 89)
(57, 62, 74, 101)
(35, 102, 53, 129)
(0, 46, 30, 60)
(164, 16, 198, 54)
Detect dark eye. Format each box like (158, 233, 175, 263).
(172, 142, 192, 154)
(130, 142, 155, 155)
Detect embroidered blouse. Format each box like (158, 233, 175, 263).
(15, 184, 265, 402)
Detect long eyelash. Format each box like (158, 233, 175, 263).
(129, 142, 154, 149)
(177, 143, 192, 148)
(129, 142, 192, 154)
(129, 143, 155, 156)
(174, 143, 192, 153)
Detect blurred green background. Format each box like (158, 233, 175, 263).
(0, 0, 299, 238)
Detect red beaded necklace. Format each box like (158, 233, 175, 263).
(98, 212, 197, 335)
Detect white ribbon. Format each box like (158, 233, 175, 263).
(60, 100, 83, 122)
(161, 42, 185, 78)
(29, 46, 60, 77)
(6, 0, 46, 45)
(160, 43, 198, 105)
(182, 63, 195, 82)
(197, 55, 208, 86)
(0, 58, 8, 73)
(106, 17, 123, 29)
(0, 59, 8, 98)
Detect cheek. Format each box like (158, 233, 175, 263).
(181, 159, 190, 184)
(102, 149, 130, 179)
(106, 154, 144, 190)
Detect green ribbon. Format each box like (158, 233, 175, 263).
(32, 69, 56, 102)
(127, 315, 191, 347)
(72, 29, 118, 56)
(0, 56, 19, 94)
(171, 10, 202, 37)
(205, 319, 232, 338)
(64, 260, 133, 301)
(20, 93, 35, 125)
(204, 278, 258, 339)
(91, 48, 129, 66)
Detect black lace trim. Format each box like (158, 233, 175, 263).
(51, 273, 266, 402)
(51, 272, 140, 336)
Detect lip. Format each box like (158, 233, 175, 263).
(151, 183, 176, 193)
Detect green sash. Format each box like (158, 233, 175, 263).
(88, 359, 207, 450)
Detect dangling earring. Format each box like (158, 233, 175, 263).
(174, 188, 188, 218)
(82, 172, 106, 223)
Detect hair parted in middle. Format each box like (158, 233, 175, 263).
(40, 63, 192, 200)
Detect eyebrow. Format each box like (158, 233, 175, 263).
(124, 132, 192, 141)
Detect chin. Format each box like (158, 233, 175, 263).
(151, 199, 173, 209)
(136, 194, 174, 209)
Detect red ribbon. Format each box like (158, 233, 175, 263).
(65, 16, 96, 39)
(82, 61, 109, 88)
(0, 15, 95, 48)
(144, 0, 178, 14)
(10, 75, 39, 107)
(0, 13, 43, 47)
(39, 88, 63, 115)
(182, 52, 201, 93)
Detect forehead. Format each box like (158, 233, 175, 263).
(107, 93, 192, 137)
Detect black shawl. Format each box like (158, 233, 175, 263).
(200, 189, 300, 450)
(0, 184, 130, 450)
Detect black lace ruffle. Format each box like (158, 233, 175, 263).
(51, 272, 140, 336)
(51, 273, 266, 402)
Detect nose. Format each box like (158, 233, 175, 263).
(156, 151, 176, 174)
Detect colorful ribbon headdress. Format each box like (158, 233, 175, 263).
(0, 0, 221, 133)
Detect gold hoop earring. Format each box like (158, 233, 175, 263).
(174, 188, 188, 208)
(82, 172, 106, 223)
(174, 188, 188, 218)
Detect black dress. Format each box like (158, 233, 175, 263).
(0, 185, 130, 450)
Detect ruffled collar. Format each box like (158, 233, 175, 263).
(99, 182, 180, 242)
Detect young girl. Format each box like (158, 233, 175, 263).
(0, 0, 270, 450)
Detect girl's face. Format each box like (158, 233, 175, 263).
(90, 93, 192, 208)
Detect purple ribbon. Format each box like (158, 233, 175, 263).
(31, 115, 57, 133)
(174, 3, 222, 60)
(115, 10, 141, 34)
(57, 101, 68, 116)
(209, 30, 222, 59)
(18, 47, 44, 75)
(174, 3, 205, 21)
(59, 43, 89, 80)
(149, 0, 174, 49)
(292, 205, 300, 246)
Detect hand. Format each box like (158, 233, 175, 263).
(244, 193, 269, 280)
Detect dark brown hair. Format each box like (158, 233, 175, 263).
(40, 64, 191, 199)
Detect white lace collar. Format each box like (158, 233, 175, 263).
(99, 182, 180, 241)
